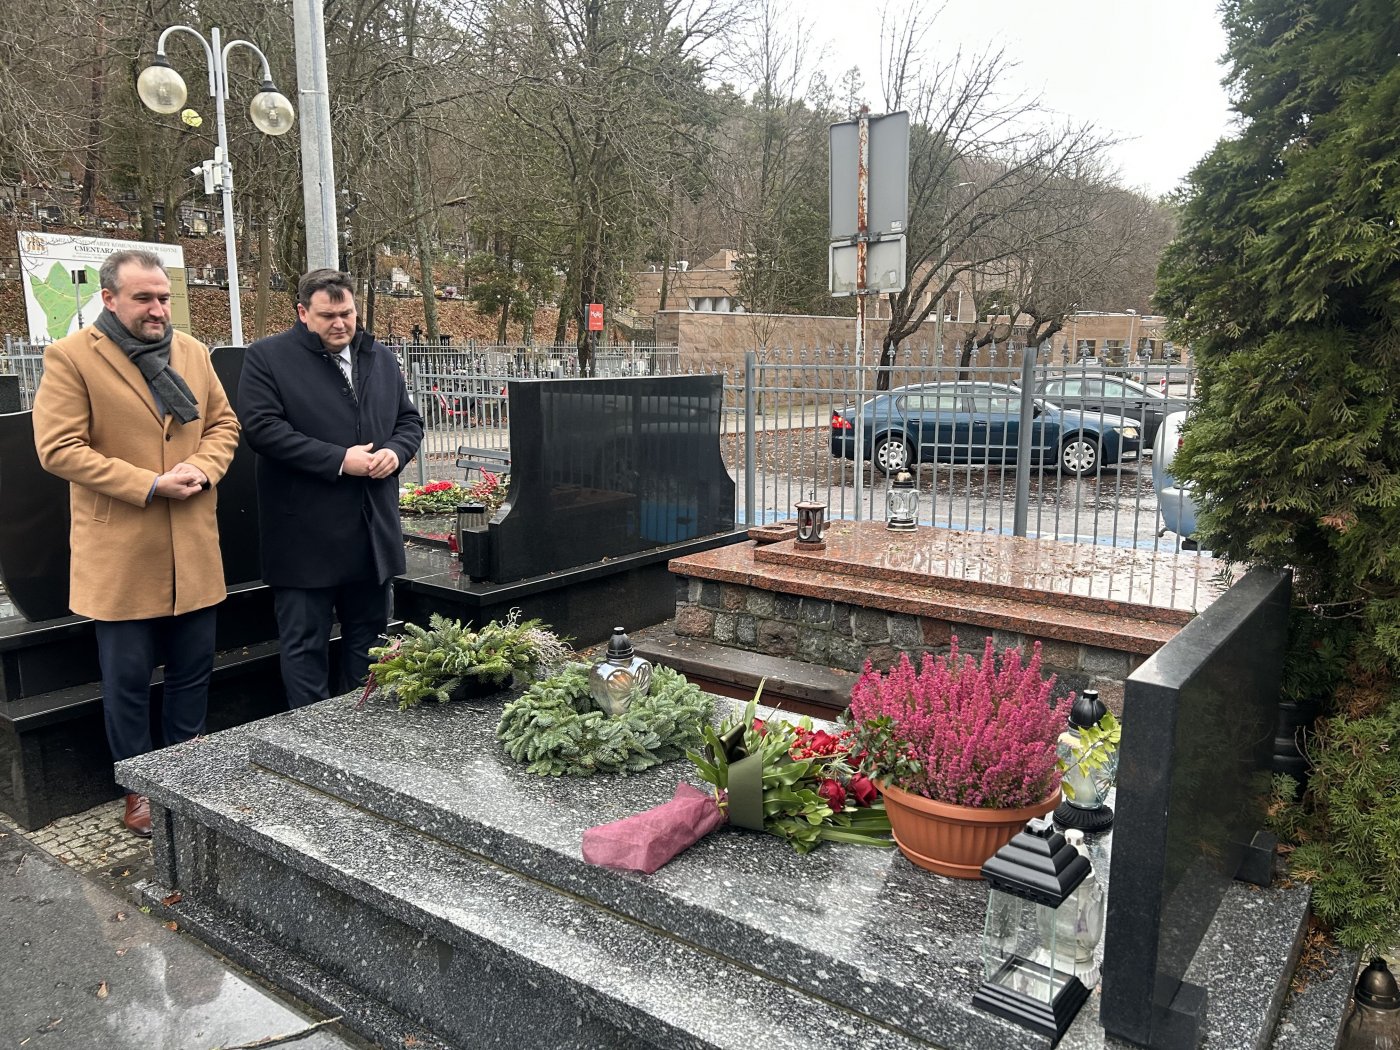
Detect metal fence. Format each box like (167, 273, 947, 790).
(1, 335, 48, 410)
(3, 335, 1199, 558)
(406, 341, 1200, 558)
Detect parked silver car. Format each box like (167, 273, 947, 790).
(1153, 410, 1200, 547)
(1033, 373, 1189, 449)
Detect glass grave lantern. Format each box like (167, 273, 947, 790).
(973, 819, 1093, 1044)
(589, 627, 652, 717)
(886, 470, 919, 531)
(1340, 957, 1400, 1050)
(1053, 689, 1119, 833)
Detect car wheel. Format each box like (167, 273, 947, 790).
(873, 435, 911, 474)
(1060, 436, 1100, 476)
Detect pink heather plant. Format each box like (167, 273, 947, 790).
(848, 636, 1067, 809)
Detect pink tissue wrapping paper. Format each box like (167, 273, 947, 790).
(581, 782, 727, 874)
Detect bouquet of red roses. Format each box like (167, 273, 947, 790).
(581, 695, 891, 873)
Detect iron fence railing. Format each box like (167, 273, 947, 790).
(1, 335, 48, 410)
(405, 342, 1199, 558)
(4, 335, 1199, 567)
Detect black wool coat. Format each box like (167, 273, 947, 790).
(238, 322, 423, 588)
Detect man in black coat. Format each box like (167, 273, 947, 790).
(239, 269, 423, 708)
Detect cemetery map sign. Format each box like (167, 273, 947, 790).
(17, 231, 191, 341)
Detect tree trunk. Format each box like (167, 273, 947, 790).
(254, 197, 271, 340)
(496, 237, 513, 344)
(409, 134, 439, 343)
(163, 184, 179, 244)
(876, 332, 899, 391)
(364, 243, 378, 333)
(658, 241, 672, 311)
(80, 16, 105, 218)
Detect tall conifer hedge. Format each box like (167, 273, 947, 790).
(1156, 0, 1400, 949)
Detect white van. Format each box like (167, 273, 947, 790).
(1153, 410, 1200, 548)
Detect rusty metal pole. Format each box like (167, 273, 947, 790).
(852, 106, 870, 520)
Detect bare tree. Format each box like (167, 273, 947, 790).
(482, 0, 741, 370)
(871, 4, 1118, 385)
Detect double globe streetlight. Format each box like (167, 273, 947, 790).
(137, 27, 295, 346)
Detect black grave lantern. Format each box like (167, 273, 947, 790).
(1340, 957, 1400, 1049)
(973, 819, 1092, 1044)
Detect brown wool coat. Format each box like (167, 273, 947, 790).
(32, 326, 240, 622)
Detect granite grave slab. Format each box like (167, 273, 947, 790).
(119, 677, 1312, 1050)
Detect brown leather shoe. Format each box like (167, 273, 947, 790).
(123, 793, 152, 838)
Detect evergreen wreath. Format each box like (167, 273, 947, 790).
(367, 612, 571, 710)
(497, 662, 714, 777)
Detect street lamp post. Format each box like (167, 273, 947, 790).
(137, 27, 294, 346)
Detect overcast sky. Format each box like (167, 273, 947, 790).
(800, 0, 1238, 197)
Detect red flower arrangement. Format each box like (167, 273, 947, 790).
(399, 479, 467, 514)
(463, 469, 508, 513)
(847, 636, 1065, 810)
(581, 696, 892, 874)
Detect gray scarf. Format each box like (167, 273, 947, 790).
(95, 309, 200, 424)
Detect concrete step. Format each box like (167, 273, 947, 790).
(633, 628, 858, 716)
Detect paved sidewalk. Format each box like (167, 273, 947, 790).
(0, 802, 365, 1050)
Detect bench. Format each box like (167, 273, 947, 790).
(455, 446, 511, 483)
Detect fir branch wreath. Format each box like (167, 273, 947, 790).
(497, 662, 714, 777)
(367, 612, 572, 710)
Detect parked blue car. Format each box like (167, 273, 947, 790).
(829, 382, 1141, 477)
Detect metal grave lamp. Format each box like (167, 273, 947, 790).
(589, 627, 653, 718)
(886, 469, 919, 531)
(1340, 957, 1400, 1049)
(794, 497, 827, 550)
(973, 819, 1093, 1043)
(1054, 689, 1119, 833)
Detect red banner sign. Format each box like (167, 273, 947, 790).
(586, 303, 604, 332)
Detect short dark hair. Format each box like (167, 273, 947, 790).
(297, 268, 355, 308)
(100, 250, 166, 293)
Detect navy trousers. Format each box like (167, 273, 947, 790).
(94, 607, 218, 764)
(273, 580, 391, 709)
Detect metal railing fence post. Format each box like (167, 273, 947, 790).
(744, 350, 756, 526)
(1013, 342, 1039, 537)
(411, 361, 428, 486)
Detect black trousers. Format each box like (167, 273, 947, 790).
(94, 606, 218, 764)
(273, 580, 391, 709)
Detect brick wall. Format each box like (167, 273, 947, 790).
(672, 576, 1143, 712)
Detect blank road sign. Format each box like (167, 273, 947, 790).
(829, 237, 907, 297)
(829, 111, 910, 240)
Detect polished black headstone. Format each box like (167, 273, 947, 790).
(461, 375, 735, 583)
(0, 411, 72, 622)
(211, 346, 260, 586)
(1099, 567, 1290, 1049)
(0, 376, 20, 414)
(0, 347, 260, 624)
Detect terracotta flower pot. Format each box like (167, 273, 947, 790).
(878, 781, 1060, 879)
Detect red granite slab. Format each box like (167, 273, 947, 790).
(753, 521, 1231, 624)
(670, 526, 1236, 655)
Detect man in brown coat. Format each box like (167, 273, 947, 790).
(33, 249, 239, 837)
